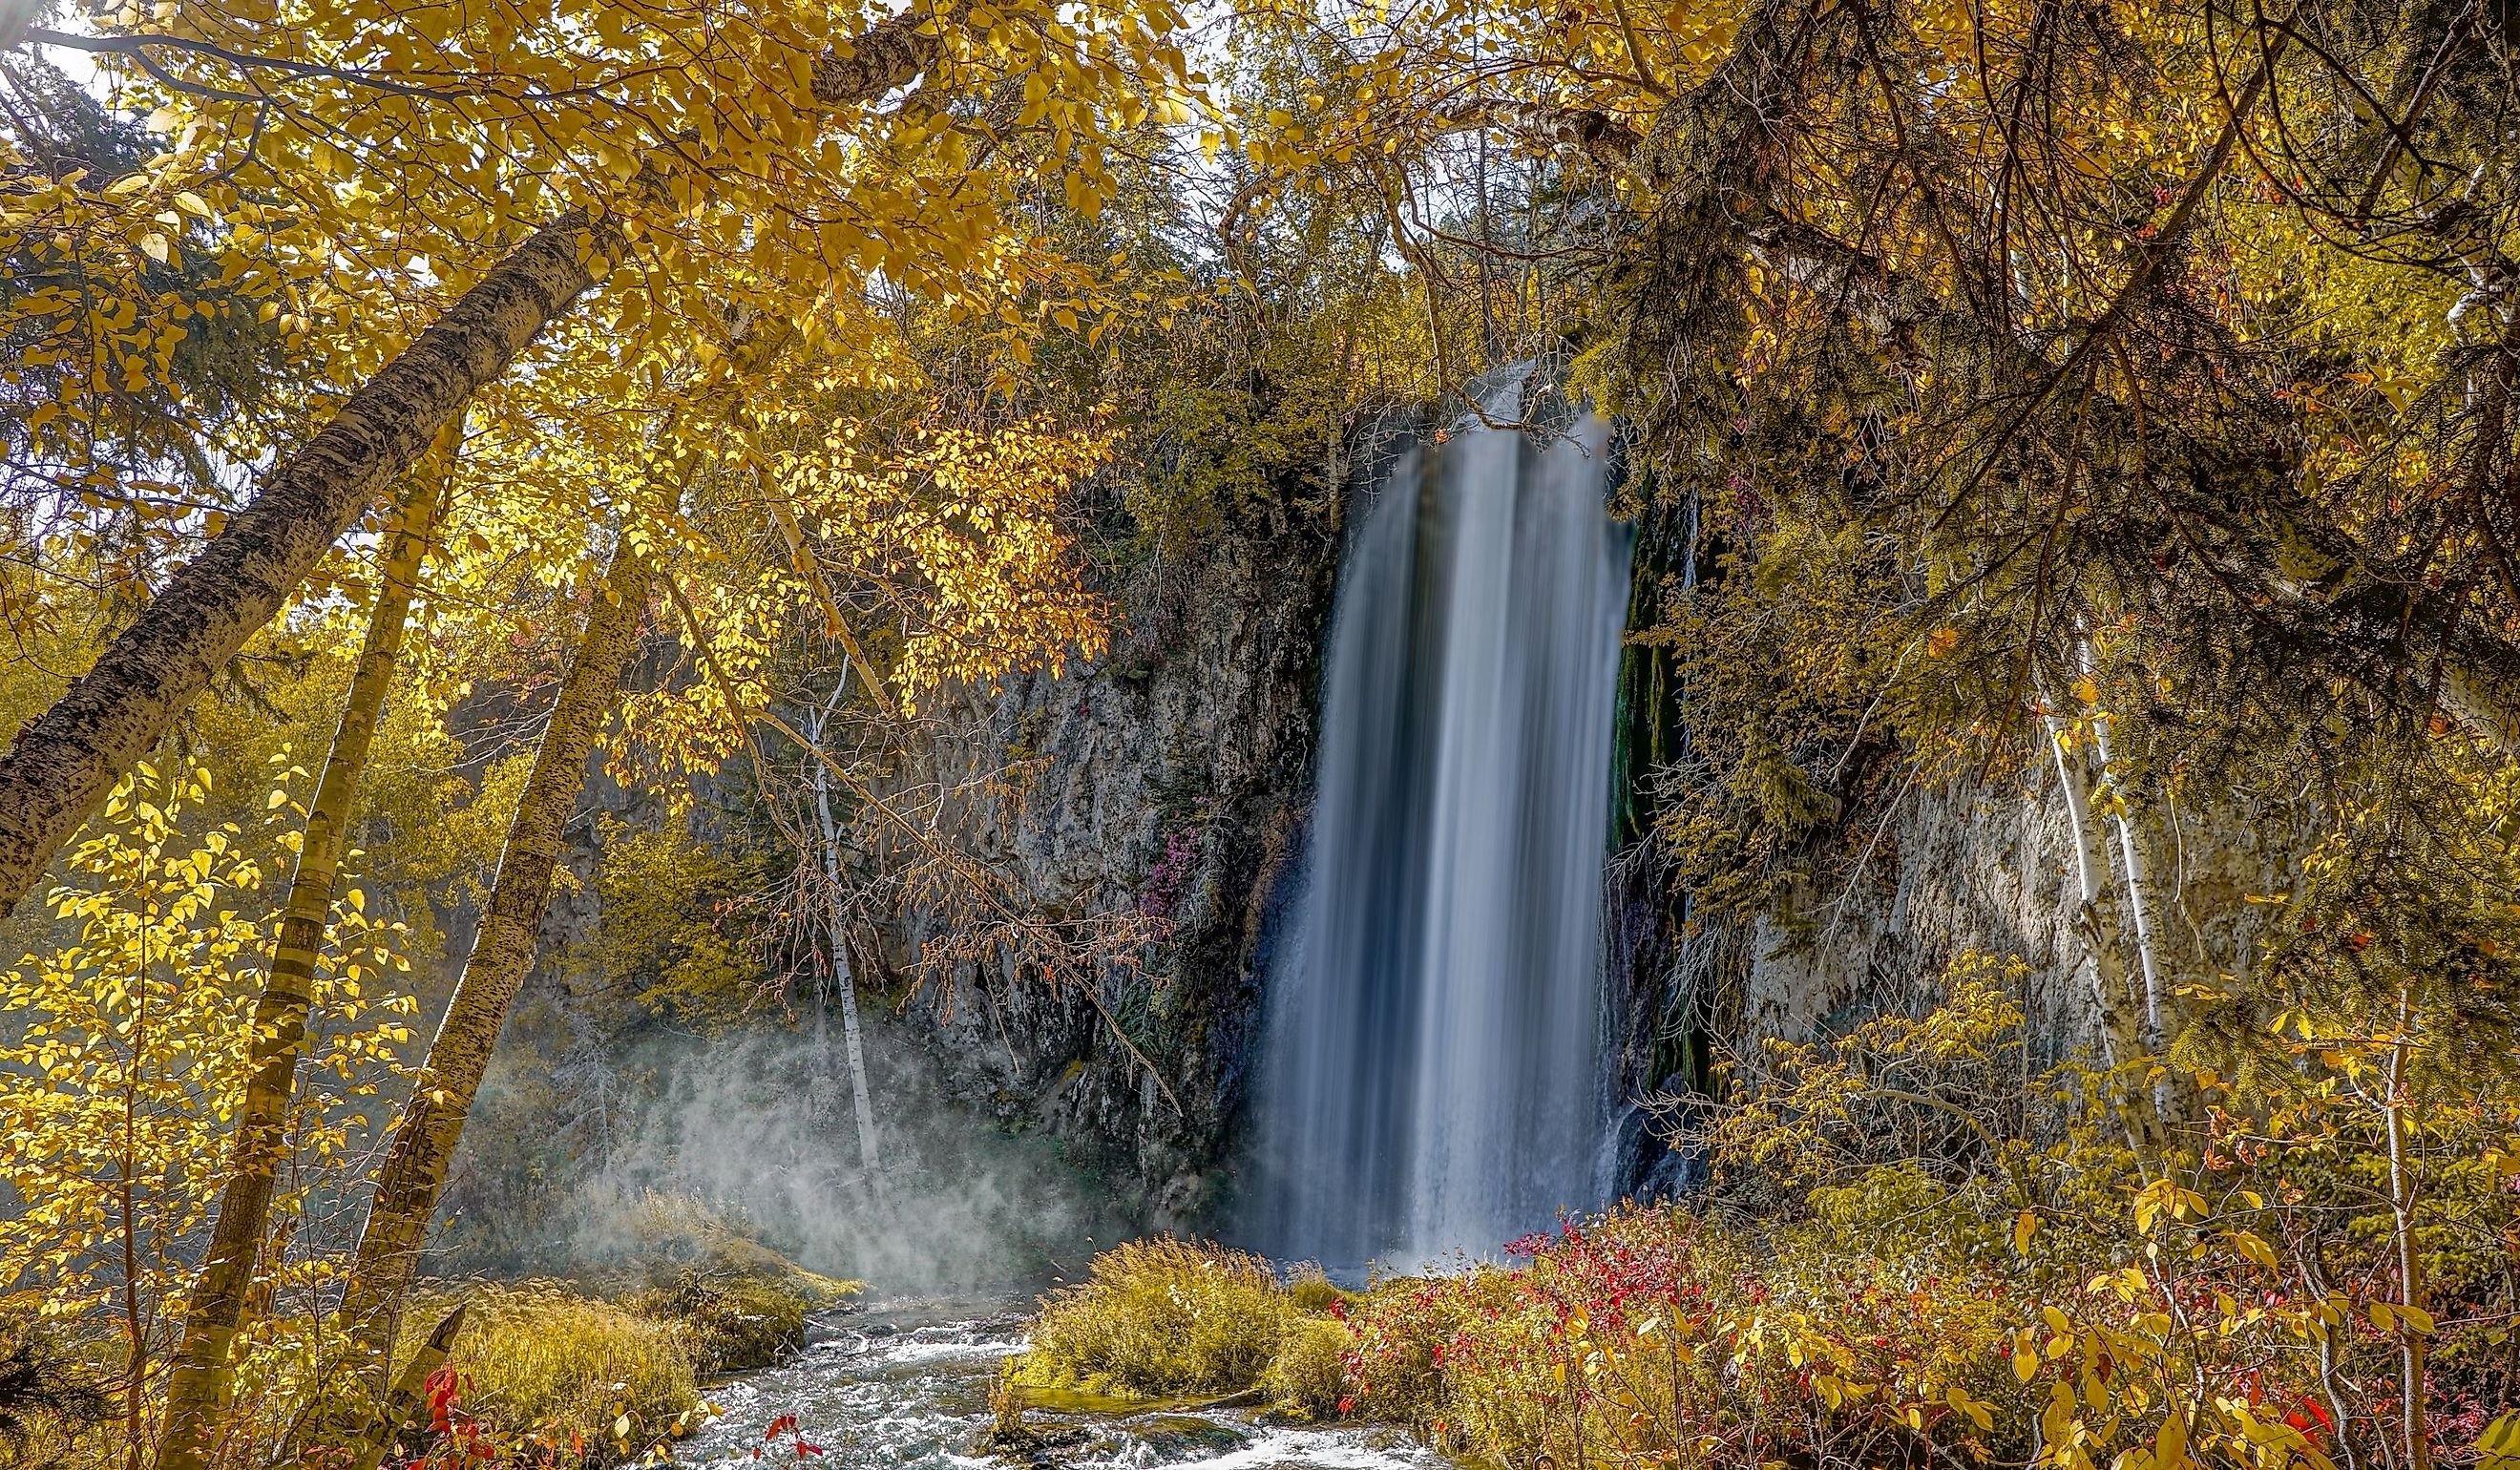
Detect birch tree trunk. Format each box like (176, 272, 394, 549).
(2079, 653, 2200, 1136)
(0, 10, 938, 919)
(156, 424, 462, 1470)
(2384, 984, 2434, 1470)
(2085, 710, 2163, 1038)
(806, 692, 884, 1191)
(0, 220, 602, 916)
(312, 545, 649, 1450)
(2042, 706, 2171, 1170)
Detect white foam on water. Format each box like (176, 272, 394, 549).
(681, 1312, 1445, 1470)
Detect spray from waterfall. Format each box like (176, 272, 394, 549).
(1248, 369, 1632, 1270)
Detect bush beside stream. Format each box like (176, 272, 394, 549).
(1012, 1238, 1348, 1418)
(1005, 973, 2520, 1470)
(382, 1199, 862, 1468)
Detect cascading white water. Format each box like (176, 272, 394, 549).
(1249, 372, 1632, 1270)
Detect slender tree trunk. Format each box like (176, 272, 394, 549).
(2043, 705, 2170, 1169)
(807, 693, 883, 1191)
(155, 424, 461, 1470)
(121, 879, 158, 1470)
(0, 9, 939, 920)
(2083, 711, 2161, 1035)
(120, 1063, 144, 1470)
(0, 220, 603, 917)
(310, 545, 649, 1452)
(2384, 984, 2433, 1470)
(2078, 653, 2201, 1136)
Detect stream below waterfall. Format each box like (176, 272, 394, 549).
(676, 1299, 1447, 1470)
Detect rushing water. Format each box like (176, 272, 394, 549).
(679, 1299, 1443, 1469)
(1248, 371, 1634, 1270)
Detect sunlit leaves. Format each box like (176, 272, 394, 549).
(0, 759, 414, 1315)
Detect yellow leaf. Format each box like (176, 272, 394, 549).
(2156, 1408, 2191, 1468)
(2228, 1229, 2281, 1271)
(138, 233, 171, 263)
(2478, 1412, 2520, 1460)
(2013, 1209, 2038, 1255)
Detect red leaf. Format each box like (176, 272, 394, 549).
(426, 1367, 461, 1433)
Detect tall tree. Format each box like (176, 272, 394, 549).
(805, 687, 883, 1191)
(0, 9, 947, 914)
(153, 420, 462, 1470)
(318, 540, 650, 1438)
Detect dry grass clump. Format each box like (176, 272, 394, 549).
(624, 1269, 832, 1378)
(430, 1282, 700, 1460)
(1260, 1315, 1351, 1421)
(1015, 1238, 1340, 1404)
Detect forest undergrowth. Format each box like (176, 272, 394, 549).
(1015, 955, 2520, 1470)
(0, 1186, 850, 1470)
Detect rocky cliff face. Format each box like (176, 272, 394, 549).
(874, 480, 1339, 1230)
(875, 459, 2300, 1232)
(1604, 752, 2300, 1201)
(1735, 770, 2297, 1060)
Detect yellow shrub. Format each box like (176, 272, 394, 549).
(1263, 1316, 1353, 1421)
(1015, 1238, 1298, 1401)
(430, 1283, 699, 1461)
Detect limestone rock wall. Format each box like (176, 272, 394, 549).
(874, 485, 1338, 1229)
(1735, 769, 2298, 1062)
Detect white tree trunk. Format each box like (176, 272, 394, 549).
(2043, 695, 2170, 1167)
(805, 689, 882, 1192)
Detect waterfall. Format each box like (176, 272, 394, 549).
(1249, 373, 1633, 1270)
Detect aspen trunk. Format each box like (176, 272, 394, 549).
(0, 220, 602, 917)
(0, 10, 939, 920)
(2079, 660, 2200, 1136)
(2084, 710, 2162, 1038)
(807, 694, 884, 1191)
(2384, 984, 2433, 1470)
(313, 546, 649, 1447)
(2043, 707, 2171, 1169)
(156, 426, 461, 1470)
